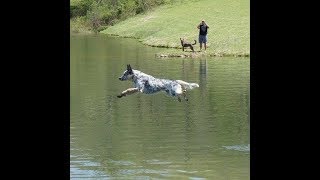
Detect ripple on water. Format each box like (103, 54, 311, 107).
(222, 144, 250, 152)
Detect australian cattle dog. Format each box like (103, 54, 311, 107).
(180, 38, 196, 52)
(117, 64, 199, 102)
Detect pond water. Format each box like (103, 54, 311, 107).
(70, 34, 250, 179)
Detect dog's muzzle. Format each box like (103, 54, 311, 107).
(119, 77, 123, 81)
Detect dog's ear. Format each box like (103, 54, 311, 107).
(127, 64, 132, 72)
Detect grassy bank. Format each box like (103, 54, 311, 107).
(70, 0, 175, 34)
(101, 0, 249, 57)
(70, 16, 92, 34)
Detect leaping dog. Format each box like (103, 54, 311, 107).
(117, 64, 199, 102)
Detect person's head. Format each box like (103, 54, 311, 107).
(201, 20, 205, 24)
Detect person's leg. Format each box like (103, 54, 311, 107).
(199, 35, 202, 51)
(204, 35, 207, 50)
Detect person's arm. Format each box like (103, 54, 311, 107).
(204, 22, 209, 28)
(197, 23, 201, 29)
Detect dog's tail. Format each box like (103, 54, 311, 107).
(176, 80, 199, 90)
(192, 40, 197, 45)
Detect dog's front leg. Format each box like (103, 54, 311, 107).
(117, 88, 139, 98)
(183, 90, 188, 101)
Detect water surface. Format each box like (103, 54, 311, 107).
(71, 34, 250, 179)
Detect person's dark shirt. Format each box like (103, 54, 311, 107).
(199, 24, 208, 35)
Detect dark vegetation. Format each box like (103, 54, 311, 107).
(71, 0, 178, 33)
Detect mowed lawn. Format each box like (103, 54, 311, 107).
(101, 0, 249, 56)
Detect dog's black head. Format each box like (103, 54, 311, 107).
(118, 64, 134, 81)
(180, 38, 183, 45)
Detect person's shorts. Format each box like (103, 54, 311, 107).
(199, 35, 207, 43)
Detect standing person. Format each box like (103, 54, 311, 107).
(197, 20, 209, 51)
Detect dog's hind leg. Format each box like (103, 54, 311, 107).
(117, 88, 139, 98)
(190, 46, 194, 52)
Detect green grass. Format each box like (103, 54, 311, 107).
(70, 0, 90, 34)
(101, 0, 249, 56)
(70, 16, 93, 34)
(70, 0, 81, 6)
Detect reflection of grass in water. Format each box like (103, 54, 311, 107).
(102, 0, 249, 56)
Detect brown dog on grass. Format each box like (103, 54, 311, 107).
(180, 38, 196, 52)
